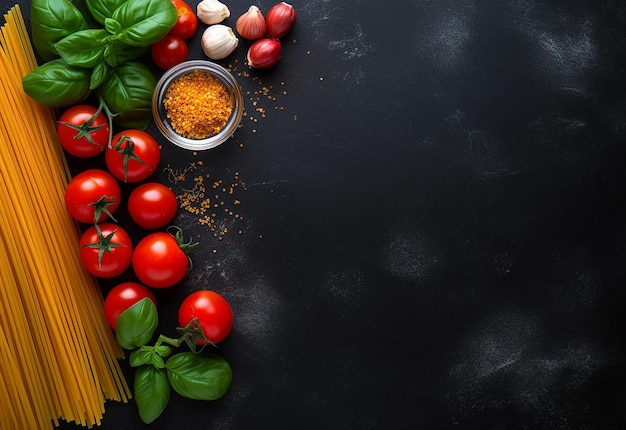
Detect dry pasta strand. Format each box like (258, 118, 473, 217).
(0, 5, 131, 429)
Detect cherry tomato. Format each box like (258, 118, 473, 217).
(79, 223, 133, 278)
(132, 230, 192, 288)
(65, 169, 121, 224)
(105, 130, 161, 183)
(104, 282, 157, 330)
(178, 290, 233, 344)
(128, 182, 178, 230)
(169, 0, 198, 40)
(57, 105, 109, 158)
(151, 34, 189, 70)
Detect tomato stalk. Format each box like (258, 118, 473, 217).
(111, 135, 152, 182)
(89, 195, 119, 225)
(80, 223, 125, 270)
(161, 317, 215, 352)
(57, 103, 108, 149)
(167, 225, 199, 269)
(97, 96, 118, 149)
(129, 318, 214, 365)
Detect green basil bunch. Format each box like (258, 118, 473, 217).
(115, 299, 233, 424)
(22, 0, 178, 129)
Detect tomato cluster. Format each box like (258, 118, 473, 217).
(58, 101, 234, 348)
(151, 0, 198, 70)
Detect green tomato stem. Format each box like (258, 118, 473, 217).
(97, 94, 118, 149)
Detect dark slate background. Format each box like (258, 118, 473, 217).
(4, 0, 626, 428)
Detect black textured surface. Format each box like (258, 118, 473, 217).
(4, 0, 626, 428)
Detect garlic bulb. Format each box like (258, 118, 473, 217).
(197, 0, 230, 25)
(236, 5, 267, 41)
(201, 24, 239, 60)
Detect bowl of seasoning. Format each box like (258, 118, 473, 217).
(152, 60, 244, 150)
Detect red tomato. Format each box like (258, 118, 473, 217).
(103, 282, 157, 330)
(169, 0, 198, 40)
(178, 290, 233, 344)
(65, 169, 121, 224)
(57, 105, 109, 158)
(79, 223, 133, 278)
(132, 231, 191, 288)
(151, 35, 189, 70)
(106, 130, 161, 183)
(128, 182, 178, 230)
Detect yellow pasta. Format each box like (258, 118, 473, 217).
(0, 5, 131, 429)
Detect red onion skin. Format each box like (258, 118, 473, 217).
(266, 2, 296, 39)
(247, 38, 282, 69)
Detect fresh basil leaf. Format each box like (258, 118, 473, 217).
(90, 61, 111, 89)
(96, 61, 157, 130)
(111, 0, 177, 47)
(22, 59, 91, 108)
(104, 40, 147, 67)
(166, 352, 232, 401)
(115, 298, 158, 350)
(30, 0, 88, 61)
(152, 354, 166, 369)
(155, 345, 172, 357)
(86, 0, 128, 25)
(56, 29, 111, 68)
(104, 17, 123, 35)
(134, 365, 170, 424)
(129, 348, 153, 368)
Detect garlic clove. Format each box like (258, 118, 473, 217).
(197, 0, 230, 25)
(266, 2, 296, 39)
(236, 5, 267, 41)
(201, 25, 239, 60)
(247, 38, 282, 69)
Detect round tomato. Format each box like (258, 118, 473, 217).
(106, 130, 161, 183)
(128, 182, 178, 230)
(132, 229, 194, 288)
(65, 169, 121, 224)
(79, 223, 133, 278)
(57, 105, 109, 158)
(151, 35, 189, 70)
(103, 282, 157, 330)
(169, 0, 198, 40)
(178, 290, 233, 344)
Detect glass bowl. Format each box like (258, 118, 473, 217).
(152, 60, 244, 150)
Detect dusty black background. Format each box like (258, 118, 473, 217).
(4, 0, 626, 428)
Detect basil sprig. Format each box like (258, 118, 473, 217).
(115, 301, 233, 424)
(23, 0, 177, 129)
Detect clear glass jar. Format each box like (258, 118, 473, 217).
(152, 60, 244, 150)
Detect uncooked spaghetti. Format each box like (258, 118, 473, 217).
(0, 5, 131, 429)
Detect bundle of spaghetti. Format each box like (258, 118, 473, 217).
(0, 5, 131, 429)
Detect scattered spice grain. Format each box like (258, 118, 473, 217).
(163, 69, 234, 139)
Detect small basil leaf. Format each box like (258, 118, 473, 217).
(96, 61, 156, 130)
(56, 29, 111, 68)
(111, 0, 177, 47)
(155, 345, 173, 357)
(115, 298, 158, 350)
(104, 17, 123, 35)
(22, 59, 91, 108)
(129, 349, 153, 368)
(166, 352, 232, 401)
(90, 61, 111, 89)
(152, 354, 166, 369)
(134, 365, 170, 424)
(30, 0, 88, 61)
(86, 0, 128, 25)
